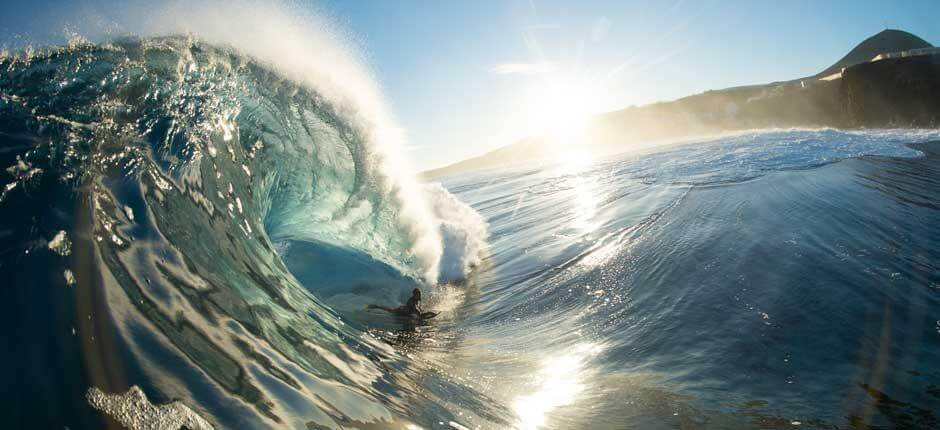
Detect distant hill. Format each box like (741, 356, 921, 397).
(817, 29, 932, 77)
(420, 138, 547, 180)
(422, 29, 939, 180)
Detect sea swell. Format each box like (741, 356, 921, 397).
(428, 130, 940, 429)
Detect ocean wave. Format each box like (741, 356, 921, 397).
(1, 34, 485, 283)
(0, 24, 486, 428)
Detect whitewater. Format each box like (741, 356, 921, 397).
(3, 2, 940, 429)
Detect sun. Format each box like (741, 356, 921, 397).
(515, 75, 604, 144)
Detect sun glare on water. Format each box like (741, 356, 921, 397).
(512, 343, 602, 429)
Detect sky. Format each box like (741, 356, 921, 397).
(2, 0, 940, 169)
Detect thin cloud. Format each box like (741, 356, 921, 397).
(492, 61, 555, 75)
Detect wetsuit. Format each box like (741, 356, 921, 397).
(368, 295, 421, 317)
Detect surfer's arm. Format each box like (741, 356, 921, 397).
(366, 304, 399, 313)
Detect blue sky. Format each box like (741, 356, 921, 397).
(3, 1, 939, 169)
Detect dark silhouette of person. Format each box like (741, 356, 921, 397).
(367, 288, 423, 317)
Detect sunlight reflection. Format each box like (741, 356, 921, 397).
(571, 178, 598, 233)
(577, 236, 624, 268)
(550, 148, 602, 234)
(512, 343, 602, 430)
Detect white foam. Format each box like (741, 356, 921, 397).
(86, 386, 214, 430)
(424, 183, 488, 283)
(47, 230, 71, 256)
(63, 269, 75, 286)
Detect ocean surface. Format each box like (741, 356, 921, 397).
(2, 36, 940, 430)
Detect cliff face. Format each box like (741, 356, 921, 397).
(588, 29, 937, 141)
(593, 54, 940, 143)
(592, 79, 845, 142)
(840, 55, 940, 127)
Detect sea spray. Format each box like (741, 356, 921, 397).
(425, 182, 489, 283)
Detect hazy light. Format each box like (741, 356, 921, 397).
(515, 75, 604, 142)
(551, 147, 597, 175)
